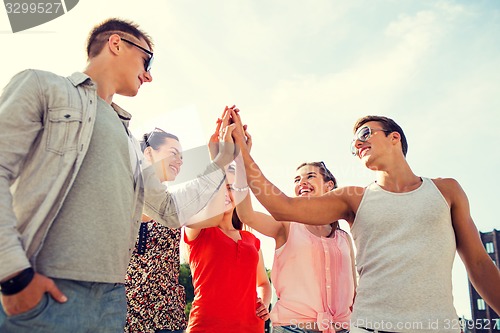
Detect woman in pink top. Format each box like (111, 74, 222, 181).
(236, 159, 356, 333)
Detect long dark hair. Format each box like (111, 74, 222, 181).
(231, 209, 243, 230)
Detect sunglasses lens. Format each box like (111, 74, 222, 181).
(146, 55, 154, 72)
(350, 140, 357, 156)
(357, 127, 371, 142)
(351, 127, 370, 156)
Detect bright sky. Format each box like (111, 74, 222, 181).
(2, 0, 499, 319)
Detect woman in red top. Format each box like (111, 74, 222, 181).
(184, 115, 271, 333)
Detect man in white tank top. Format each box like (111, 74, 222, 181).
(229, 112, 500, 333)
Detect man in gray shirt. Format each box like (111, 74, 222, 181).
(0, 18, 234, 332)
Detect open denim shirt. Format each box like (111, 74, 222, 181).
(0, 70, 225, 281)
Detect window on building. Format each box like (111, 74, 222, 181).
(477, 298, 486, 311)
(485, 242, 494, 254)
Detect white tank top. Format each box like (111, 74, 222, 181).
(351, 177, 460, 332)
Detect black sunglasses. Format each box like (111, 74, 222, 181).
(121, 38, 154, 72)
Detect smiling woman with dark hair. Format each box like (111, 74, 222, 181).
(125, 128, 187, 333)
(236, 159, 356, 333)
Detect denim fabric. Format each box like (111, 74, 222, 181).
(0, 278, 127, 333)
(0, 70, 225, 281)
(273, 326, 319, 333)
(350, 327, 392, 333)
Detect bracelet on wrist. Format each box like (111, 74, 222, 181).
(229, 184, 249, 192)
(0, 267, 35, 296)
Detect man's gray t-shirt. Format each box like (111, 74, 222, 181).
(37, 97, 135, 283)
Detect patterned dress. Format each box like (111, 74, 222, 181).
(125, 220, 187, 332)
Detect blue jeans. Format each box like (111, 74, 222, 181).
(273, 326, 320, 333)
(0, 278, 127, 333)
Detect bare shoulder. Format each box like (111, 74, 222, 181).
(431, 177, 462, 194)
(184, 225, 202, 242)
(431, 177, 465, 205)
(432, 177, 460, 186)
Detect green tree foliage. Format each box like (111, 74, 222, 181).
(179, 262, 194, 317)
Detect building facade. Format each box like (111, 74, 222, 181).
(468, 229, 500, 333)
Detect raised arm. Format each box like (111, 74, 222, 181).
(143, 161, 225, 228)
(237, 195, 287, 247)
(183, 184, 226, 241)
(183, 110, 238, 240)
(232, 136, 287, 245)
(230, 109, 355, 225)
(437, 178, 500, 314)
(144, 108, 237, 228)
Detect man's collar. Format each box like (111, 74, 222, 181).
(112, 103, 132, 121)
(67, 72, 133, 122)
(68, 72, 93, 87)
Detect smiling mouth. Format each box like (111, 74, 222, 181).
(359, 147, 370, 158)
(169, 165, 179, 175)
(298, 188, 313, 196)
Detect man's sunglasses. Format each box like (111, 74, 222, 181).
(350, 126, 391, 156)
(121, 38, 154, 72)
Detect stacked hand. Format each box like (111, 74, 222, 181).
(209, 105, 252, 168)
(209, 106, 238, 169)
(226, 105, 252, 150)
